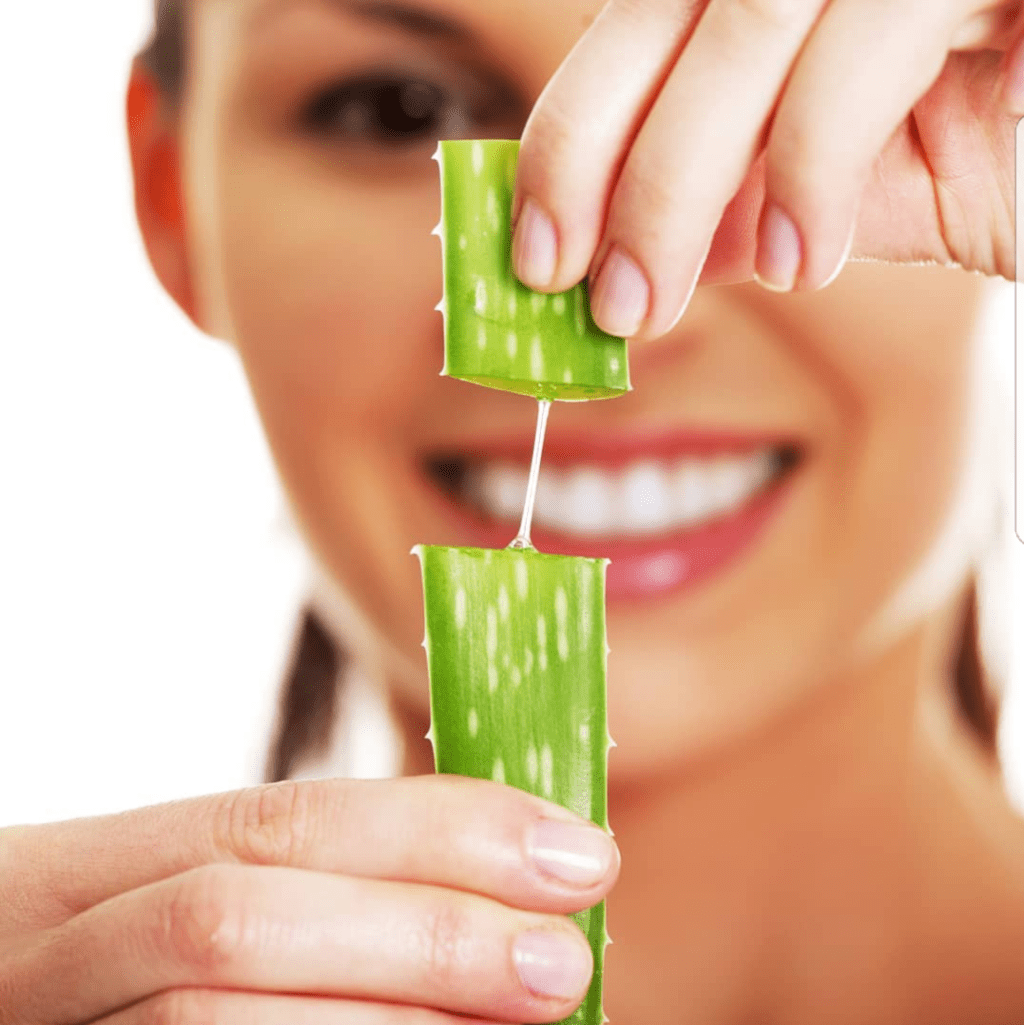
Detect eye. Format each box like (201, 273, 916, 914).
(304, 74, 479, 146)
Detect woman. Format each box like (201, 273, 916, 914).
(1, 0, 1021, 1021)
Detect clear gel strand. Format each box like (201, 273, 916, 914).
(509, 398, 552, 551)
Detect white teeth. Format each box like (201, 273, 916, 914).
(561, 468, 617, 535)
(475, 463, 529, 522)
(672, 463, 712, 526)
(460, 448, 785, 538)
(621, 461, 675, 533)
(709, 457, 758, 513)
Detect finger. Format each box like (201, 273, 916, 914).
(101, 989, 503, 1025)
(754, 0, 962, 293)
(6, 775, 618, 931)
(509, 0, 706, 293)
(951, 3, 1021, 51)
(584, 0, 832, 340)
(14, 864, 595, 1025)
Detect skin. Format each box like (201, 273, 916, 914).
(1, 0, 1022, 1022)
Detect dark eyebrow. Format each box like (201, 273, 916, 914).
(253, 0, 476, 44)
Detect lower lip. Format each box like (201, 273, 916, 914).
(424, 468, 797, 604)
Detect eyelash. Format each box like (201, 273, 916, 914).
(303, 74, 485, 147)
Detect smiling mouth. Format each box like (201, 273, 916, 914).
(423, 444, 802, 542)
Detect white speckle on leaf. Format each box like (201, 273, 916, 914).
(492, 757, 505, 784)
(530, 336, 545, 380)
(468, 708, 479, 738)
(541, 744, 554, 798)
(459, 234, 467, 250)
(515, 560, 528, 598)
(486, 187, 499, 230)
(488, 664, 499, 693)
(563, 368, 573, 384)
(609, 356, 621, 374)
(578, 567, 593, 642)
(530, 292, 545, 315)
(454, 588, 467, 630)
(552, 294, 566, 315)
(471, 141, 484, 176)
(477, 323, 488, 350)
(511, 665, 522, 687)
(506, 331, 518, 358)
(526, 745, 539, 785)
(508, 292, 517, 318)
(486, 606, 498, 658)
(555, 586, 569, 662)
(498, 584, 510, 621)
(537, 615, 548, 672)
(475, 278, 487, 316)
(579, 723, 591, 744)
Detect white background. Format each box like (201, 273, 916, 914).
(1, 1, 1022, 827)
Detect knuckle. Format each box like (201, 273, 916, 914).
(145, 989, 218, 1025)
(158, 866, 249, 975)
(767, 121, 818, 190)
(729, 0, 809, 32)
(615, 154, 680, 229)
(419, 899, 474, 990)
(223, 779, 316, 866)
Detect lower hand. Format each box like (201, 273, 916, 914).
(0, 775, 618, 1023)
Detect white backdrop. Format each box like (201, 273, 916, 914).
(1, 1, 1022, 827)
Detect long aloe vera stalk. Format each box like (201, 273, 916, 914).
(414, 544, 611, 1025)
(433, 139, 630, 400)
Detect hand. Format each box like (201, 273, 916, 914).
(0, 775, 618, 1023)
(510, 0, 1023, 342)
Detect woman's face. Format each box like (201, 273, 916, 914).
(179, 0, 985, 773)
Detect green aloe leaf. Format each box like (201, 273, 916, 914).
(414, 544, 612, 1025)
(433, 139, 630, 401)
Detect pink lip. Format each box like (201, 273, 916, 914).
(440, 426, 801, 468)
(418, 427, 802, 605)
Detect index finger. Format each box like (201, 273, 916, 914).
(510, 0, 706, 294)
(2, 775, 619, 931)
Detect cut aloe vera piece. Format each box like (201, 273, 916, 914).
(433, 139, 630, 401)
(414, 544, 611, 1025)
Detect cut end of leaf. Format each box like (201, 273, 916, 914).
(436, 139, 630, 401)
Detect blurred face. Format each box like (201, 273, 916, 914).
(179, 0, 985, 774)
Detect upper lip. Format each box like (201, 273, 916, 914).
(421, 426, 804, 469)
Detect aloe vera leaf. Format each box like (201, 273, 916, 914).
(413, 544, 612, 1025)
(433, 139, 630, 401)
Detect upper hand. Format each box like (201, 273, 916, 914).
(510, 0, 1023, 342)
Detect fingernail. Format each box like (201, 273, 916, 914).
(527, 819, 615, 888)
(512, 198, 558, 288)
(754, 203, 802, 292)
(513, 928, 593, 1000)
(590, 245, 650, 338)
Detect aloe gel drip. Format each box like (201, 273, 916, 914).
(510, 398, 552, 550)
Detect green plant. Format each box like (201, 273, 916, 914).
(416, 138, 627, 1025)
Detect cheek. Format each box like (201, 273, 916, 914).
(215, 149, 443, 441)
(604, 267, 981, 773)
(205, 146, 453, 664)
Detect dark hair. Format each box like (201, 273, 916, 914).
(136, 0, 1002, 776)
(138, 0, 187, 102)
